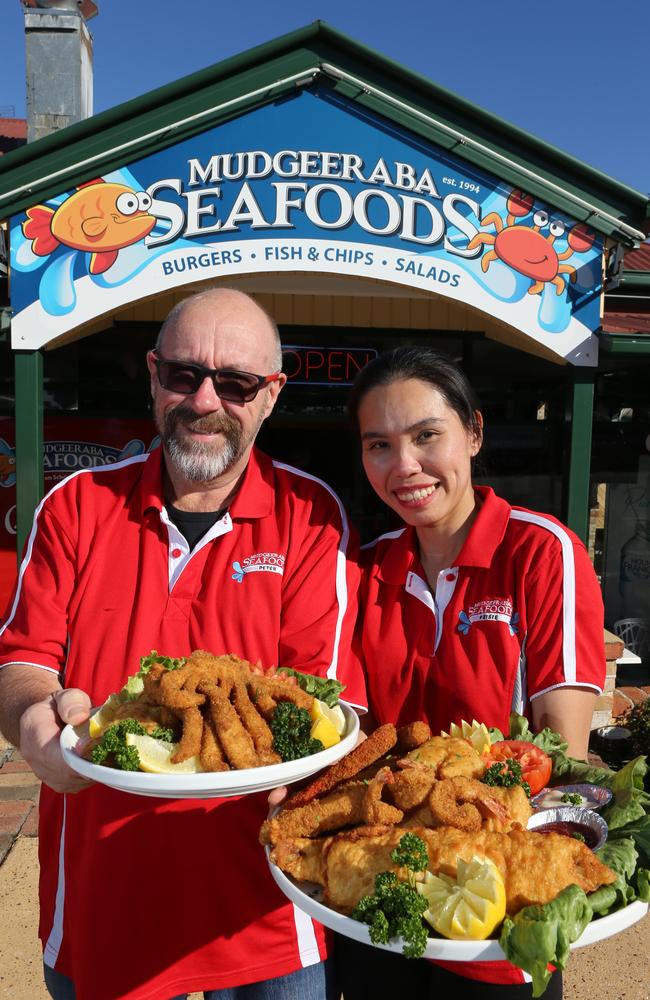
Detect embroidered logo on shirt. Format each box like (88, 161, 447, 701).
(458, 598, 519, 636)
(231, 551, 285, 583)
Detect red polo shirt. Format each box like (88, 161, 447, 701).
(0, 446, 366, 1000)
(358, 487, 605, 986)
(359, 486, 605, 737)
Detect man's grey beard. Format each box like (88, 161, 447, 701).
(161, 404, 245, 482)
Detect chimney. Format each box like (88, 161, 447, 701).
(23, 0, 99, 143)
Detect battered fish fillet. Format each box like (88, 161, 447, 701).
(283, 825, 616, 916)
(269, 837, 328, 884)
(401, 736, 486, 779)
(283, 724, 398, 810)
(260, 782, 368, 846)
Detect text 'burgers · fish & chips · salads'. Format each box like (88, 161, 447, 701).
(263, 713, 650, 997)
(81, 650, 347, 774)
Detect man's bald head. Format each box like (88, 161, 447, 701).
(156, 288, 282, 371)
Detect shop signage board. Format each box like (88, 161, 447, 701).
(10, 88, 603, 363)
(0, 418, 158, 612)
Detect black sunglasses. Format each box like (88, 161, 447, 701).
(153, 353, 282, 403)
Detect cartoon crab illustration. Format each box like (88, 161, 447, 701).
(467, 190, 596, 296)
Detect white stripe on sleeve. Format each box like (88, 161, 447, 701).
(509, 510, 577, 684)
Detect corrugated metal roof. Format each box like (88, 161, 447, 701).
(623, 244, 650, 272)
(601, 311, 650, 334)
(0, 118, 27, 155)
(0, 119, 27, 140)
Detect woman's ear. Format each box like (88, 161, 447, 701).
(471, 410, 484, 456)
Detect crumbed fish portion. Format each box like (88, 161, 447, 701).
(282, 724, 397, 810)
(260, 782, 368, 846)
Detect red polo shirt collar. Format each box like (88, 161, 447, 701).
(139, 445, 275, 520)
(374, 486, 512, 583)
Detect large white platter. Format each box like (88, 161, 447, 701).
(60, 702, 359, 799)
(268, 856, 649, 961)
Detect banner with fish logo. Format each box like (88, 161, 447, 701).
(10, 88, 603, 363)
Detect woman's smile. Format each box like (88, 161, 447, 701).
(358, 378, 479, 533)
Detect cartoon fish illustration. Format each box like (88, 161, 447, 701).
(22, 179, 156, 274)
(0, 448, 16, 485)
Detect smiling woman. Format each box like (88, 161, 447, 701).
(339, 345, 608, 1000)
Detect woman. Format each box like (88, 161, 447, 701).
(337, 346, 606, 1000)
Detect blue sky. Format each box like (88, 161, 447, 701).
(1, 0, 648, 195)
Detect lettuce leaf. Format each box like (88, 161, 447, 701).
(594, 838, 638, 910)
(499, 885, 592, 997)
(118, 651, 187, 702)
(635, 868, 650, 901)
(276, 667, 344, 707)
(586, 884, 618, 917)
(504, 713, 568, 755)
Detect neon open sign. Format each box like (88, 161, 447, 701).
(282, 346, 378, 386)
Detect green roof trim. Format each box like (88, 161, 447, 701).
(599, 333, 650, 354)
(0, 21, 647, 242)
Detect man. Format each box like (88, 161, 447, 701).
(0, 288, 366, 1000)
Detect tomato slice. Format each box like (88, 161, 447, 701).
(485, 740, 552, 796)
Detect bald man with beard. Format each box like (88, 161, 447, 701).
(0, 289, 366, 1000)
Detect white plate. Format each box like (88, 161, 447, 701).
(267, 856, 649, 961)
(60, 702, 359, 799)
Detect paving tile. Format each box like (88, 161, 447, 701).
(0, 772, 41, 787)
(1, 760, 36, 775)
(0, 800, 32, 835)
(0, 784, 40, 802)
(0, 832, 14, 866)
(21, 807, 39, 837)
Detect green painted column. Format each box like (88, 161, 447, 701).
(14, 350, 44, 561)
(565, 367, 595, 544)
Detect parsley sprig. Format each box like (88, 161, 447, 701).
(481, 758, 531, 797)
(351, 834, 429, 958)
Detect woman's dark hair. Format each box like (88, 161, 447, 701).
(348, 346, 483, 443)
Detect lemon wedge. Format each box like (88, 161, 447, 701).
(418, 856, 506, 940)
(124, 733, 203, 774)
(88, 694, 122, 738)
(310, 715, 341, 749)
(310, 699, 345, 748)
(310, 698, 346, 734)
(441, 719, 492, 755)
